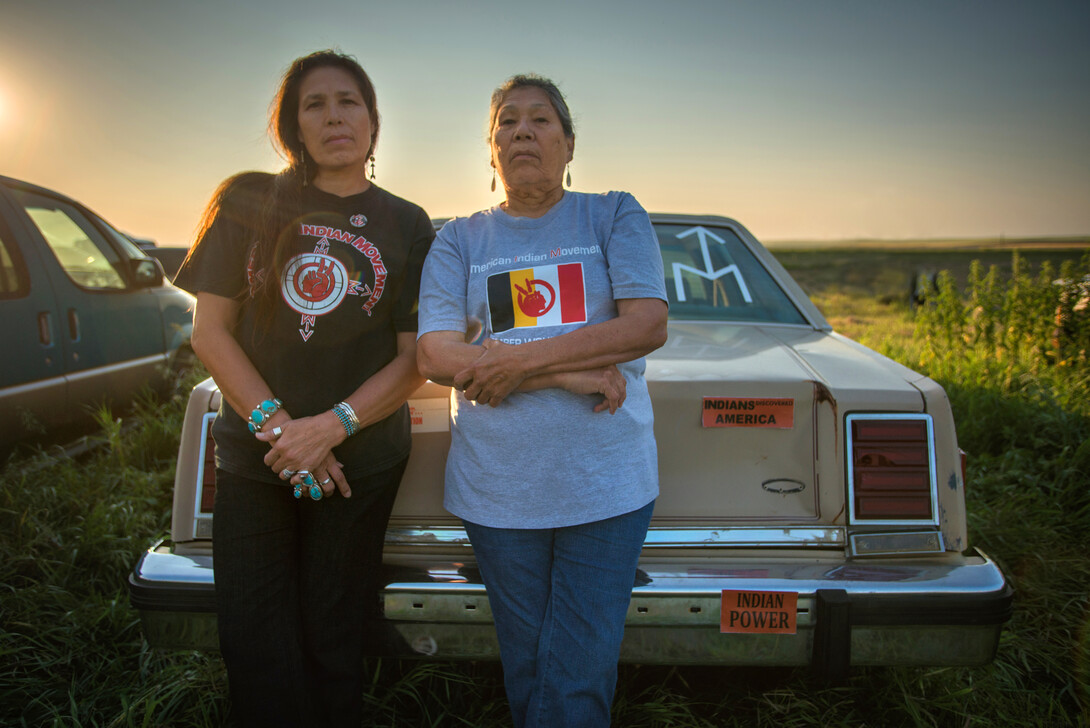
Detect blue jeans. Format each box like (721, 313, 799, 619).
(213, 461, 405, 728)
(464, 500, 655, 728)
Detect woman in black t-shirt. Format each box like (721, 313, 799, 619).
(173, 51, 433, 727)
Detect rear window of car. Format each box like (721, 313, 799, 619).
(654, 223, 807, 325)
(0, 226, 28, 299)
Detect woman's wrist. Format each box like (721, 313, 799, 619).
(246, 397, 283, 433)
(330, 401, 360, 439)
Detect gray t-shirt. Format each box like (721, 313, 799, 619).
(418, 191, 667, 528)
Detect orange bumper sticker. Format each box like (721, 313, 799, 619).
(720, 590, 798, 634)
(702, 397, 794, 428)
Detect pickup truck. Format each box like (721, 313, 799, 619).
(0, 175, 194, 452)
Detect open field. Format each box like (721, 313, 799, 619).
(777, 245, 1089, 302)
(766, 235, 1090, 251)
(1, 243, 1088, 726)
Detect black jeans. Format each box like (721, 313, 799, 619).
(213, 460, 406, 728)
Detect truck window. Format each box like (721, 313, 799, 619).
(15, 190, 127, 291)
(0, 231, 28, 298)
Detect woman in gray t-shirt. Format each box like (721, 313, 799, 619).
(417, 74, 668, 728)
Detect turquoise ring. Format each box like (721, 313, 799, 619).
(309, 484, 323, 501)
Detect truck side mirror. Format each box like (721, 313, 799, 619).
(131, 258, 164, 288)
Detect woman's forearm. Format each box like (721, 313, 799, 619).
(191, 293, 284, 423)
(417, 332, 611, 396)
(416, 332, 483, 387)
(340, 332, 426, 430)
(452, 298, 667, 404)
(520, 298, 668, 376)
(417, 336, 578, 393)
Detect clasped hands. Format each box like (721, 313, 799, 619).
(254, 409, 352, 498)
(454, 338, 627, 414)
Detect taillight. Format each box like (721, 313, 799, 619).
(190, 413, 217, 539)
(199, 426, 216, 515)
(847, 414, 938, 525)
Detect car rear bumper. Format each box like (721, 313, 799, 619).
(129, 541, 1011, 672)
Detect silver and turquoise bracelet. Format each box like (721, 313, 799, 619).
(247, 398, 283, 433)
(331, 401, 360, 437)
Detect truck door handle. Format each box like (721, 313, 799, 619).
(67, 308, 80, 342)
(38, 312, 54, 346)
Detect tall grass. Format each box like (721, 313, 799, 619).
(2, 250, 1089, 725)
(869, 250, 1090, 726)
(0, 384, 230, 726)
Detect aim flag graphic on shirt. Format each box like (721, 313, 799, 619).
(487, 262, 587, 333)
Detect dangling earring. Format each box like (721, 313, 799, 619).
(369, 155, 376, 180)
(490, 169, 496, 192)
(301, 150, 309, 187)
(565, 165, 572, 188)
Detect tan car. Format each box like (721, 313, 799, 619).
(129, 214, 1011, 678)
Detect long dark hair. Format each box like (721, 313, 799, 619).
(187, 50, 380, 319)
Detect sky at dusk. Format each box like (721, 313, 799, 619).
(1, 0, 1087, 247)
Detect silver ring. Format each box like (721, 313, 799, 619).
(280, 468, 295, 479)
(271, 426, 282, 438)
(320, 477, 332, 485)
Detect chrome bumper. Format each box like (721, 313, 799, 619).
(130, 541, 1011, 673)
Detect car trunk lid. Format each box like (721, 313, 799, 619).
(646, 323, 921, 528)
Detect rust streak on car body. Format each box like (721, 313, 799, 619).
(813, 380, 837, 417)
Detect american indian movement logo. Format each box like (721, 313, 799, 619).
(280, 224, 388, 341)
(487, 262, 587, 333)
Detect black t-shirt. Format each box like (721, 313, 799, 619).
(175, 179, 434, 483)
